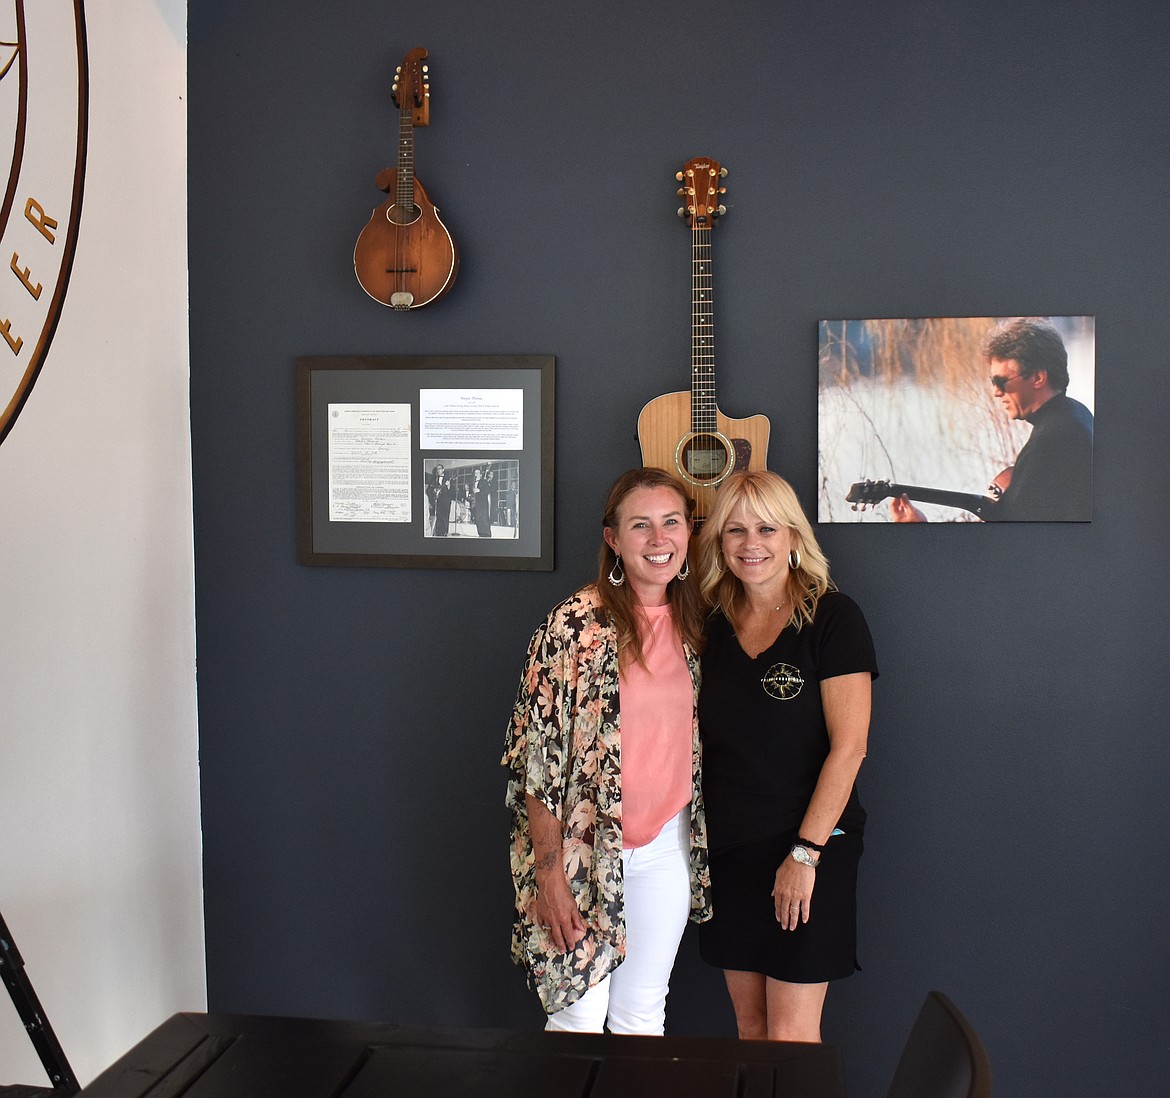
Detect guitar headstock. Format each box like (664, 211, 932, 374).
(845, 479, 895, 508)
(392, 47, 431, 126)
(676, 157, 727, 228)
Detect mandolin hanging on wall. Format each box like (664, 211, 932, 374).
(637, 157, 770, 524)
(354, 47, 459, 310)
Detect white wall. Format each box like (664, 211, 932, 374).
(0, 1, 203, 1085)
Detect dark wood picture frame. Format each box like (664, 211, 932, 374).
(297, 355, 554, 569)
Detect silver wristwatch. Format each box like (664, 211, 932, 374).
(790, 844, 820, 868)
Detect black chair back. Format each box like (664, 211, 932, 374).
(1, 910, 79, 1096)
(886, 990, 993, 1098)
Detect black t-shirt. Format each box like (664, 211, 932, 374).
(987, 393, 1094, 521)
(699, 591, 878, 852)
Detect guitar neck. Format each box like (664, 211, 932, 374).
(691, 221, 716, 432)
(888, 484, 995, 516)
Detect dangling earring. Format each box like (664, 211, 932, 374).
(676, 558, 690, 581)
(788, 547, 802, 570)
(608, 555, 626, 587)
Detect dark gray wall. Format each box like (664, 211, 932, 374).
(189, 2, 1170, 1095)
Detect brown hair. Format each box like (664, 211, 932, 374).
(696, 470, 833, 634)
(592, 467, 705, 667)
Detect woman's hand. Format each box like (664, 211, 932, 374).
(525, 793, 587, 953)
(532, 867, 586, 954)
(772, 853, 816, 931)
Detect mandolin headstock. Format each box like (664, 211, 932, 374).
(676, 157, 727, 229)
(392, 46, 431, 127)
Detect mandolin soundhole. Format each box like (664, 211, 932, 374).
(386, 203, 422, 226)
(676, 431, 734, 485)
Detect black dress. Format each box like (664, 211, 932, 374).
(698, 591, 878, 983)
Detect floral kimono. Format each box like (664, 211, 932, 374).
(502, 584, 712, 1015)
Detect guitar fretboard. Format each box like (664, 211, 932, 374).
(396, 99, 415, 209)
(691, 223, 716, 431)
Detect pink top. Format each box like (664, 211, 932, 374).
(619, 603, 694, 849)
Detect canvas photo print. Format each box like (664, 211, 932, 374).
(817, 316, 1095, 523)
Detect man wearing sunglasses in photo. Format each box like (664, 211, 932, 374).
(892, 316, 1094, 522)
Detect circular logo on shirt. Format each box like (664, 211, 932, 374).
(0, 0, 88, 445)
(762, 662, 804, 700)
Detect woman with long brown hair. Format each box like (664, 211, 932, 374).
(503, 467, 712, 1032)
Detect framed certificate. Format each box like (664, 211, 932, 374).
(297, 355, 554, 569)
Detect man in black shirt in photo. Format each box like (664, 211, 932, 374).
(892, 317, 1094, 522)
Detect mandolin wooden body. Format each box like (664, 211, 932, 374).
(353, 170, 458, 309)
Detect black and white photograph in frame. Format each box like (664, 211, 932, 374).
(423, 458, 519, 539)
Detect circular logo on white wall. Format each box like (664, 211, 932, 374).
(0, 0, 87, 445)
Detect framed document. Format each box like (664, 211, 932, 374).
(297, 355, 554, 569)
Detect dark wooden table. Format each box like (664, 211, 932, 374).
(78, 1013, 846, 1098)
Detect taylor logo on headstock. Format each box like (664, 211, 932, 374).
(0, 0, 88, 446)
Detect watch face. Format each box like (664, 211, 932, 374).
(791, 845, 816, 866)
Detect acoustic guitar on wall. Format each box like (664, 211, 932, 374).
(637, 157, 770, 524)
(354, 47, 458, 310)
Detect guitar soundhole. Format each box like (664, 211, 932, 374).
(677, 432, 734, 485)
(386, 203, 421, 226)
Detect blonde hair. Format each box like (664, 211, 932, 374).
(696, 470, 832, 633)
(593, 467, 705, 667)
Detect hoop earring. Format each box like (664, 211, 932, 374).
(714, 551, 727, 575)
(788, 548, 802, 570)
(676, 558, 690, 581)
(607, 555, 625, 587)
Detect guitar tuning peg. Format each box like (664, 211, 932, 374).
(675, 171, 684, 181)
(708, 167, 717, 177)
(717, 204, 727, 216)
(677, 207, 686, 218)
(677, 188, 685, 197)
(395, 66, 402, 73)
(422, 64, 429, 72)
(720, 167, 728, 177)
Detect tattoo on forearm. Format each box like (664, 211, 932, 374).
(535, 850, 558, 871)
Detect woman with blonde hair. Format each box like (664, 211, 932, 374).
(503, 467, 713, 1033)
(695, 470, 878, 1043)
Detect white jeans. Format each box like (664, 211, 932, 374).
(545, 807, 691, 1035)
